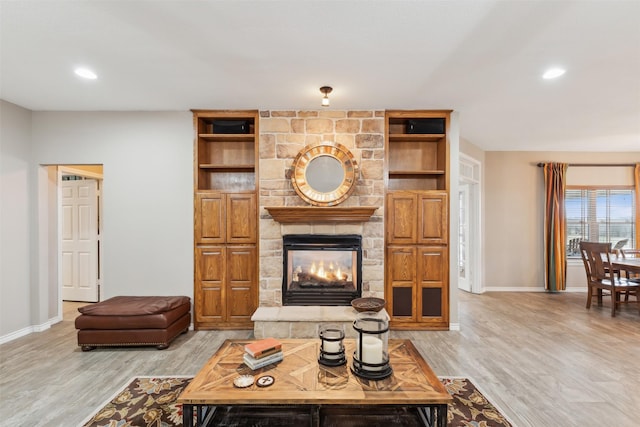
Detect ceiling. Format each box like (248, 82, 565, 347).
(1, 0, 639, 152)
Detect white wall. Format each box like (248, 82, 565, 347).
(0, 101, 33, 337)
(448, 112, 461, 327)
(484, 151, 640, 290)
(2, 104, 637, 340)
(31, 111, 194, 305)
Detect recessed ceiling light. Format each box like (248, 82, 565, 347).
(74, 67, 97, 80)
(542, 68, 566, 80)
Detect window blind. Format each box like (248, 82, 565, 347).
(566, 188, 636, 255)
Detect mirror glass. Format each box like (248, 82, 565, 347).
(305, 155, 345, 193)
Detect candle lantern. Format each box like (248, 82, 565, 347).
(351, 311, 392, 380)
(318, 324, 346, 366)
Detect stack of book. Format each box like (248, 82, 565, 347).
(243, 338, 283, 370)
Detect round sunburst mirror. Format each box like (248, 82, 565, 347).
(290, 142, 358, 207)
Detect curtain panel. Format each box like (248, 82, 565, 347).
(543, 163, 567, 291)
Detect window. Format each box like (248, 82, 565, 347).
(566, 188, 636, 257)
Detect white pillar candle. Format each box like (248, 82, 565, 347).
(323, 340, 341, 359)
(358, 336, 383, 369)
(323, 340, 340, 354)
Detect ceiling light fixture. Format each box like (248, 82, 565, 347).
(542, 68, 566, 80)
(74, 67, 98, 80)
(320, 86, 333, 107)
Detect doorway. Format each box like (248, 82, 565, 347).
(458, 154, 481, 293)
(57, 165, 103, 304)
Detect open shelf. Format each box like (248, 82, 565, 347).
(194, 111, 258, 192)
(199, 134, 256, 142)
(389, 170, 445, 176)
(388, 134, 445, 142)
(386, 111, 448, 192)
(199, 164, 255, 171)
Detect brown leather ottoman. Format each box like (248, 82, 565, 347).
(75, 296, 190, 351)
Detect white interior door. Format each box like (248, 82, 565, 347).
(458, 184, 471, 292)
(61, 178, 99, 302)
(459, 154, 482, 294)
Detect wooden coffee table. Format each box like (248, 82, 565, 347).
(178, 339, 452, 427)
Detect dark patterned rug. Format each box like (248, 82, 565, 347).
(80, 376, 513, 427)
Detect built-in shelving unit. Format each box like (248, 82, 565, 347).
(192, 110, 259, 330)
(385, 110, 451, 330)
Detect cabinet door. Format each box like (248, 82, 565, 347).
(418, 192, 448, 244)
(386, 192, 418, 244)
(226, 246, 257, 322)
(195, 193, 224, 244)
(386, 246, 417, 322)
(417, 246, 448, 324)
(194, 246, 225, 323)
(226, 193, 257, 243)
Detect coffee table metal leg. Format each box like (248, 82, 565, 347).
(417, 406, 431, 426)
(196, 405, 204, 426)
(182, 404, 193, 427)
(436, 404, 448, 427)
(417, 405, 447, 427)
(310, 404, 320, 427)
(195, 405, 219, 427)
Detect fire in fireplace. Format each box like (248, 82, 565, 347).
(282, 234, 362, 306)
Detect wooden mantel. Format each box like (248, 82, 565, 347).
(265, 206, 378, 223)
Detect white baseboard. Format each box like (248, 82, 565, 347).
(483, 286, 586, 292)
(0, 316, 60, 345)
(1, 316, 189, 346)
(562, 287, 588, 293)
(449, 323, 460, 331)
(47, 314, 63, 326)
(0, 325, 36, 345)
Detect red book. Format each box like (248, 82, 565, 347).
(244, 338, 282, 358)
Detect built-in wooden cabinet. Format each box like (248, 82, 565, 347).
(195, 245, 257, 327)
(193, 110, 259, 330)
(418, 192, 448, 245)
(195, 193, 224, 244)
(386, 245, 448, 326)
(386, 192, 418, 244)
(195, 192, 257, 245)
(385, 110, 450, 330)
(387, 192, 448, 246)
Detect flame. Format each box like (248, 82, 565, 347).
(294, 256, 352, 283)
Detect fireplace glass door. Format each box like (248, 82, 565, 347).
(283, 235, 362, 306)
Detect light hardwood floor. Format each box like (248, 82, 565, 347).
(1, 292, 639, 427)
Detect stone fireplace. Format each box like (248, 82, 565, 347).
(252, 110, 386, 338)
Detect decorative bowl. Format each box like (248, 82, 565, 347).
(351, 297, 385, 313)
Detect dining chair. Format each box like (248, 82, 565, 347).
(579, 241, 640, 317)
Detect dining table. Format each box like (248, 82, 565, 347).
(611, 257, 640, 276)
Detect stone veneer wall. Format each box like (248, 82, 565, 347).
(258, 110, 386, 307)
